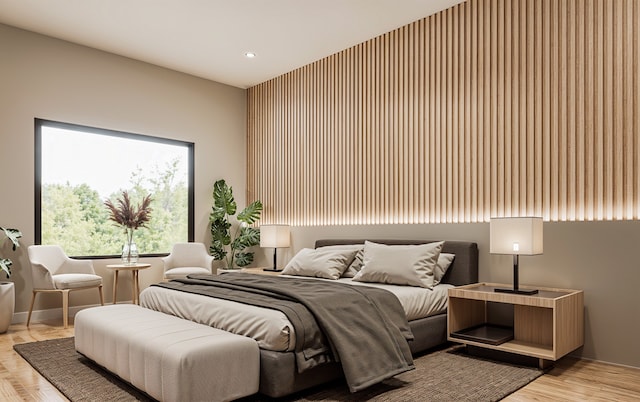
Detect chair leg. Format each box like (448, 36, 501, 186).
(26, 291, 37, 327)
(62, 290, 70, 329)
(98, 285, 105, 306)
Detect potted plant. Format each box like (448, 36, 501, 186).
(0, 226, 22, 333)
(209, 179, 262, 269)
(104, 191, 153, 264)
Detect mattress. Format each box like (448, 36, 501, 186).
(139, 275, 452, 352)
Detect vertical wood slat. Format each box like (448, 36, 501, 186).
(246, 0, 640, 225)
(636, 0, 640, 220)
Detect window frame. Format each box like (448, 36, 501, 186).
(34, 118, 195, 259)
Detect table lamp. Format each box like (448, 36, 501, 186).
(260, 224, 290, 272)
(490, 217, 543, 295)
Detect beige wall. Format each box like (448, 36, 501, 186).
(0, 24, 246, 313)
(252, 221, 640, 368)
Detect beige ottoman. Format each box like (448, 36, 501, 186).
(75, 304, 260, 402)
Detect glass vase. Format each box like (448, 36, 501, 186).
(121, 241, 139, 265)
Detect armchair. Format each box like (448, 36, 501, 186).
(163, 242, 214, 280)
(27, 245, 104, 328)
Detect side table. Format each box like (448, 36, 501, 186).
(216, 267, 283, 277)
(106, 263, 151, 304)
(240, 267, 283, 277)
(448, 282, 584, 368)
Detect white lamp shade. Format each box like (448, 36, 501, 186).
(260, 225, 291, 248)
(490, 217, 543, 255)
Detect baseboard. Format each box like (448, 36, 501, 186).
(12, 303, 111, 325)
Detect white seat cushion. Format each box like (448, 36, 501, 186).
(164, 267, 210, 279)
(53, 273, 102, 289)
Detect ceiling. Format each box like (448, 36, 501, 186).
(0, 0, 463, 89)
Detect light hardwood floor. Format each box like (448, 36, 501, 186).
(1, 320, 639, 401)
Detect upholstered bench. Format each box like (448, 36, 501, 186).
(74, 304, 260, 402)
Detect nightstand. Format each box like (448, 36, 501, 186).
(447, 282, 584, 368)
(240, 267, 283, 277)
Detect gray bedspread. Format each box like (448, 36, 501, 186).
(153, 273, 414, 392)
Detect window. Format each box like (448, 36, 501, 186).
(35, 119, 194, 258)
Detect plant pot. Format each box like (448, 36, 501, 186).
(0, 281, 15, 333)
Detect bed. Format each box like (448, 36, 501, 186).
(139, 239, 478, 398)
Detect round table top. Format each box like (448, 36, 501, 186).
(106, 263, 151, 270)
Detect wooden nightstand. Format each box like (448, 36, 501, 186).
(447, 282, 584, 368)
(239, 267, 283, 277)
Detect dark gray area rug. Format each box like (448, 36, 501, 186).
(14, 337, 542, 402)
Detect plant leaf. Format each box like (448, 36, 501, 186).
(210, 216, 231, 261)
(231, 226, 260, 251)
(0, 258, 11, 278)
(211, 180, 237, 219)
(234, 252, 254, 267)
(237, 200, 263, 225)
(210, 218, 231, 246)
(209, 242, 227, 260)
(1, 227, 22, 250)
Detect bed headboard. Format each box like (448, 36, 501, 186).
(314, 239, 479, 286)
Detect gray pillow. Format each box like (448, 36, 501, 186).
(282, 247, 358, 280)
(353, 241, 444, 288)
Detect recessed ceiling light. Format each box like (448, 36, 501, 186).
(245, 52, 256, 58)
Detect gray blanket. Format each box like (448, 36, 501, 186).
(153, 273, 414, 392)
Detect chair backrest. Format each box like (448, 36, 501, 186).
(164, 242, 213, 272)
(28, 245, 97, 290)
(27, 245, 67, 275)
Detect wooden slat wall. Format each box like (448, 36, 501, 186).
(247, 0, 640, 225)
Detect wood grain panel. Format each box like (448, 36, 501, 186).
(247, 0, 640, 225)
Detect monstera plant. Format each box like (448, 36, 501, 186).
(209, 179, 262, 268)
(0, 227, 22, 278)
(0, 226, 21, 333)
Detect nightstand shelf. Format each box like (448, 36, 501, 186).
(448, 283, 584, 365)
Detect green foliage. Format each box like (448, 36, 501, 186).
(209, 179, 262, 268)
(0, 227, 22, 278)
(231, 226, 260, 251)
(211, 179, 237, 219)
(234, 252, 254, 267)
(41, 158, 188, 256)
(237, 202, 262, 225)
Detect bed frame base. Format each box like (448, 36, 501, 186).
(257, 239, 478, 398)
(258, 313, 447, 398)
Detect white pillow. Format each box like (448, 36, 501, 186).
(314, 245, 366, 278)
(282, 247, 358, 280)
(353, 241, 444, 288)
(433, 253, 455, 285)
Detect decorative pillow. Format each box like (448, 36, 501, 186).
(341, 247, 364, 277)
(282, 247, 358, 280)
(353, 241, 444, 288)
(311, 245, 366, 278)
(317, 244, 362, 263)
(433, 253, 455, 285)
